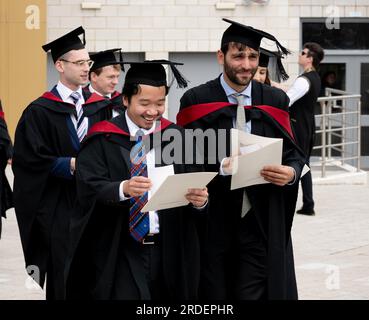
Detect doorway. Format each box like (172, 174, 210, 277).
(315, 54, 369, 168)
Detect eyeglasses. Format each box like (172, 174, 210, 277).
(59, 59, 94, 68)
(301, 51, 309, 56)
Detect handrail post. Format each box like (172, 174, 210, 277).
(321, 99, 327, 178)
(357, 100, 361, 172)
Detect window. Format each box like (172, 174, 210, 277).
(302, 20, 369, 50)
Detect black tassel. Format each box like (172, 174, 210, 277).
(275, 40, 291, 56)
(152, 59, 188, 88)
(276, 57, 289, 81)
(119, 49, 125, 72)
(169, 63, 188, 88)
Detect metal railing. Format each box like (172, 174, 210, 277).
(312, 88, 361, 178)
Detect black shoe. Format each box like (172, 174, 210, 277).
(296, 208, 315, 216)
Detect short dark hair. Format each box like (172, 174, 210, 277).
(221, 42, 251, 55)
(304, 42, 324, 69)
(122, 83, 169, 105)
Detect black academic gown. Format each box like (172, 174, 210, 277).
(178, 77, 305, 300)
(0, 112, 13, 239)
(12, 86, 121, 299)
(69, 114, 204, 300)
(84, 87, 125, 118)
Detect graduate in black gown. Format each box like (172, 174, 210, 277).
(0, 100, 13, 239)
(253, 48, 289, 86)
(69, 60, 208, 300)
(12, 27, 125, 300)
(87, 48, 125, 118)
(177, 19, 305, 300)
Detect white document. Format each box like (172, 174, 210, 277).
(230, 128, 283, 190)
(301, 164, 311, 178)
(149, 165, 175, 196)
(141, 172, 217, 212)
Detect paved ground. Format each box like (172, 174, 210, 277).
(0, 168, 368, 300)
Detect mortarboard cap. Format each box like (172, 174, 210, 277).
(89, 48, 124, 73)
(42, 26, 86, 63)
(221, 18, 290, 56)
(259, 48, 276, 67)
(123, 60, 188, 89)
(259, 47, 289, 81)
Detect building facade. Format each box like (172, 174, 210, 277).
(1, 0, 369, 166)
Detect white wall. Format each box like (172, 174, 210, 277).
(47, 0, 369, 82)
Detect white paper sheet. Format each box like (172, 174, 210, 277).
(301, 164, 311, 177)
(149, 165, 175, 196)
(141, 172, 217, 212)
(230, 129, 283, 190)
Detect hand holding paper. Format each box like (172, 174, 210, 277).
(185, 187, 209, 208)
(229, 129, 284, 190)
(123, 176, 152, 197)
(141, 170, 217, 212)
(260, 165, 295, 186)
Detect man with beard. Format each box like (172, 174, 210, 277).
(88, 48, 125, 118)
(177, 19, 305, 299)
(12, 27, 122, 299)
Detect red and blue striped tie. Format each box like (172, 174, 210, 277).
(129, 130, 149, 242)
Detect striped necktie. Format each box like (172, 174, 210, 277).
(70, 91, 88, 142)
(129, 130, 149, 242)
(232, 93, 252, 218)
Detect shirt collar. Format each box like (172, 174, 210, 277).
(220, 73, 252, 101)
(88, 84, 111, 98)
(125, 111, 156, 137)
(56, 81, 83, 103)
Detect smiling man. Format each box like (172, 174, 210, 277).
(88, 48, 125, 118)
(68, 60, 208, 300)
(12, 27, 122, 300)
(177, 19, 305, 300)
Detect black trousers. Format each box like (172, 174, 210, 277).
(233, 213, 267, 300)
(301, 170, 314, 210)
(199, 211, 267, 300)
(112, 235, 169, 300)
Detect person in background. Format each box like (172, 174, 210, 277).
(287, 43, 324, 216)
(319, 71, 338, 97)
(12, 27, 126, 299)
(88, 48, 125, 118)
(0, 99, 13, 239)
(254, 47, 289, 86)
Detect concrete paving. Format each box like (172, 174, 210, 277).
(0, 168, 368, 300)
